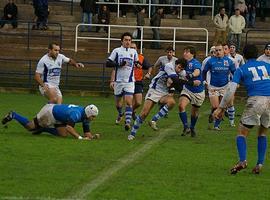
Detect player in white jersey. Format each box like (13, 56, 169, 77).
(229, 43, 245, 68)
(34, 43, 84, 104)
(257, 43, 270, 64)
(153, 46, 178, 70)
(128, 58, 188, 140)
(106, 32, 139, 131)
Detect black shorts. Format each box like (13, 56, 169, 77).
(134, 81, 143, 94)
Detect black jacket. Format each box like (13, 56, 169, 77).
(80, 0, 96, 13)
(4, 2, 17, 18)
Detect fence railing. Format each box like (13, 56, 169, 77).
(96, 0, 215, 19)
(0, 58, 110, 92)
(245, 29, 270, 46)
(0, 20, 63, 50)
(75, 23, 209, 56)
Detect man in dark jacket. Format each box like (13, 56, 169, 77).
(150, 7, 163, 49)
(96, 5, 110, 33)
(80, 0, 96, 32)
(0, 0, 18, 28)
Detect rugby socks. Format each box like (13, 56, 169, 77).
(214, 119, 221, 128)
(257, 135, 267, 165)
(179, 111, 188, 128)
(236, 135, 247, 162)
(190, 115, 198, 130)
(12, 112, 30, 127)
(227, 106, 235, 125)
(125, 106, 133, 125)
(116, 106, 123, 118)
(131, 115, 143, 136)
(151, 105, 169, 122)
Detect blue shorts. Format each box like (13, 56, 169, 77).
(134, 81, 143, 94)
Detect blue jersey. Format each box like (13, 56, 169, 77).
(52, 104, 90, 132)
(203, 56, 236, 87)
(232, 59, 270, 96)
(184, 58, 204, 93)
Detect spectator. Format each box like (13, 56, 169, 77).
(200, 0, 207, 15)
(80, 0, 96, 32)
(120, 0, 128, 17)
(228, 8, 246, 51)
(0, 0, 17, 29)
(213, 7, 229, 45)
(33, 0, 49, 30)
(246, 0, 257, 28)
(136, 7, 145, 44)
(96, 5, 110, 33)
(150, 7, 163, 49)
(258, 0, 266, 21)
(235, 0, 247, 17)
(225, 0, 235, 16)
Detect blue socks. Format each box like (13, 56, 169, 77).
(12, 112, 30, 127)
(125, 106, 133, 125)
(190, 115, 198, 130)
(131, 116, 143, 136)
(214, 119, 221, 128)
(179, 111, 188, 128)
(151, 105, 169, 122)
(236, 135, 247, 162)
(257, 135, 267, 165)
(228, 106, 235, 125)
(116, 106, 123, 117)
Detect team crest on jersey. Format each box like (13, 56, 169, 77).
(224, 60, 229, 66)
(188, 63, 193, 69)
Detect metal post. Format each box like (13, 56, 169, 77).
(211, 0, 215, 20)
(71, 0, 74, 16)
(117, 0, 120, 18)
(27, 22, 30, 50)
(108, 26, 111, 53)
(75, 25, 78, 52)
(148, 0, 151, 18)
(173, 28, 176, 51)
(140, 27, 143, 54)
(180, 0, 183, 19)
(205, 29, 209, 57)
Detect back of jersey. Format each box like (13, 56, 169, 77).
(52, 104, 84, 123)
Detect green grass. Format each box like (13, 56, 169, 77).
(0, 93, 270, 199)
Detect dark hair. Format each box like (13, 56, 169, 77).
(242, 44, 258, 59)
(48, 42, 59, 50)
(166, 46, 175, 52)
(121, 32, 133, 41)
(184, 45, 196, 56)
(219, 7, 225, 11)
(175, 58, 187, 67)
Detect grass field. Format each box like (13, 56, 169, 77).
(1, 93, 270, 200)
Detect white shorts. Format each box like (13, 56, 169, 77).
(208, 84, 228, 97)
(114, 82, 135, 96)
(180, 88, 205, 107)
(145, 88, 168, 103)
(241, 96, 270, 128)
(39, 83, 62, 98)
(36, 104, 57, 128)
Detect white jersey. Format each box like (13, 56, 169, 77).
(36, 53, 70, 86)
(202, 56, 212, 84)
(154, 55, 177, 68)
(149, 62, 177, 93)
(257, 54, 270, 64)
(108, 46, 138, 83)
(229, 53, 245, 68)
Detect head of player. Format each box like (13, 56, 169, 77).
(130, 42, 138, 52)
(209, 46, 216, 57)
(229, 43, 237, 55)
(183, 45, 196, 61)
(166, 46, 175, 60)
(48, 43, 60, 59)
(264, 43, 270, 57)
(175, 58, 187, 74)
(222, 43, 230, 56)
(215, 44, 225, 58)
(121, 32, 132, 49)
(243, 44, 258, 60)
(84, 104, 99, 121)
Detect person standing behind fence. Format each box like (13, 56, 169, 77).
(80, 0, 96, 32)
(228, 8, 245, 51)
(136, 7, 145, 46)
(0, 0, 17, 29)
(34, 43, 84, 104)
(245, 0, 257, 28)
(150, 7, 163, 49)
(33, 0, 48, 30)
(96, 5, 110, 33)
(213, 7, 228, 45)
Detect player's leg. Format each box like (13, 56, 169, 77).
(178, 95, 191, 136)
(129, 99, 155, 140)
(227, 96, 236, 127)
(132, 83, 143, 120)
(124, 94, 134, 130)
(149, 95, 175, 131)
(209, 94, 221, 130)
(114, 82, 124, 125)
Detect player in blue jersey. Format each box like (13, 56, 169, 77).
(214, 44, 270, 174)
(106, 32, 139, 131)
(128, 58, 188, 140)
(2, 104, 99, 140)
(35, 43, 84, 104)
(178, 46, 205, 137)
(203, 44, 236, 130)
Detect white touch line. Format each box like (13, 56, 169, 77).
(0, 196, 81, 200)
(69, 124, 177, 199)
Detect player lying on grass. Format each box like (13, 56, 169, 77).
(213, 44, 270, 175)
(128, 58, 197, 141)
(2, 104, 100, 140)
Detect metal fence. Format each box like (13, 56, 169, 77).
(75, 23, 209, 56)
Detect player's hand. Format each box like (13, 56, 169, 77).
(213, 107, 225, 120)
(109, 81, 115, 90)
(76, 63, 84, 68)
(144, 73, 151, 80)
(43, 84, 49, 92)
(193, 80, 201, 86)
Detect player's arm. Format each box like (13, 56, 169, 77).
(109, 69, 115, 90)
(65, 124, 83, 139)
(142, 58, 153, 79)
(69, 58, 84, 68)
(35, 60, 49, 90)
(82, 120, 100, 140)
